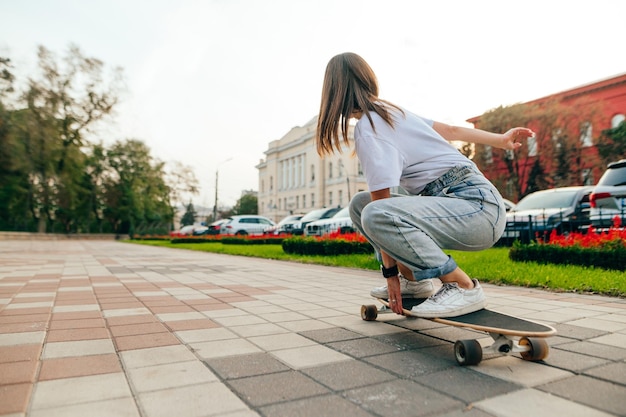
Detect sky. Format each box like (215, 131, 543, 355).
(1, 0, 624, 208)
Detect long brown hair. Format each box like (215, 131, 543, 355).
(316, 52, 402, 156)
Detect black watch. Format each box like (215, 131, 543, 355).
(381, 264, 398, 278)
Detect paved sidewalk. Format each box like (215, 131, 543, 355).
(1, 240, 626, 417)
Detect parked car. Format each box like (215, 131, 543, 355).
(500, 186, 593, 244)
(290, 207, 343, 235)
(264, 214, 304, 235)
(170, 224, 205, 237)
(304, 207, 354, 236)
(502, 198, 516, 212)
(590, 159, 626, 229)
(206, 219, 228, 235)
(192, 225, 209, 235)
(220, 215, 276, 236)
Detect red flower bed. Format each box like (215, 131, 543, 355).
(541, 216, 625, 249)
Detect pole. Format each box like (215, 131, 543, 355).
(213, 169, 219, 222)
(212, 157, 233, 222)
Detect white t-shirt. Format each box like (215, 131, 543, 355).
(354, 106, 474, 195)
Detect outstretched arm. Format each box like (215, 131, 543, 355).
(433, 121, 534, 150)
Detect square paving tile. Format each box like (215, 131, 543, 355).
(28, 397, 141, 417)
(364, 349, 453, 379)
(0, 344, 42, 363)
(344, 380, 463, 417)
(42, 339, 116, 359)
(38, 354, 122, 380)
(0, 382, 32, 415)
(583, 361, 626, 385)
(476, 388, 613, 417)
(302, 360, 395, 391)
(472, 356, 573, 387)
(114, 331, 180, 351)
(0, 360, 38, 384)
(270, 345, 352, 370)
(425, 366, 522, 403)
(120, 345, 197, 369)
(30, 373, 133, 411)
(137, 382, 248, 417)
(205, 352, 290, 380)
(126, 360, 218, 392)
(227, 371, 328, 407)
(538, 374, 626, 416)
(259, 394, 374, 417)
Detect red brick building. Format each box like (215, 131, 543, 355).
(468, 72, 626, 202)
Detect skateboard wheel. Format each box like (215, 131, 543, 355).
(361, 304, 378, 321)
(454, 339, 483, 366)
(519, 337, 549, 361)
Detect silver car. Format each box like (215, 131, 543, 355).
(304, 207, 354, 236)
(590, 160, 626, 229)
(220, 215, 276, 236)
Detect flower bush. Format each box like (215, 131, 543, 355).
(282, 231, 373, 256)
(509, 217, 626, 271)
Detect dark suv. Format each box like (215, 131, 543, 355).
(590, 159, 626, 229)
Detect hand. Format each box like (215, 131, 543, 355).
(386, 276, 404, 314)
(501, 127, 535, 150)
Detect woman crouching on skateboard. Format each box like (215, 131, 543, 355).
(316, 52, 533, 318)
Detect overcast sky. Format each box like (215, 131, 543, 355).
(1, 0, 624, 207)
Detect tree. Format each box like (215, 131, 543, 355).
(17, 45, 123, 232)
(164, 161, 199, 225)
(103, 139, 173, 236)
(472, 103, 539, 200)
(232, 193, 258, 215)
(597, 121, 626, 166)
(473, 98, 605, 200)
(180, 202, 197, 226)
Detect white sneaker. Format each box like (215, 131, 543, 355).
(410, 279, 486, 318)
(370, 276, 435, 299)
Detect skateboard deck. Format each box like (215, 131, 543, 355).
(361, 297, 556, 366)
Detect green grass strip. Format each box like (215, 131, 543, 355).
(128, 241, 625, 297)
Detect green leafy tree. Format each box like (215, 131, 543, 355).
(13, 45, 123, 232)
(180, 202, 197, 226)
(103, 139, 173, 236)
(597, 121, 626, 166)
(0, 58, 31, 231)
(232, 193, 258, 215)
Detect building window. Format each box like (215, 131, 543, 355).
(612, 114, 625, 128)
(580, 122, 593, 147)
(338, 190, 343, 207)
(310, 164, 315, 182)
(296, 196, 299, 209)
(329, 191, 333, 206)
(302, 194, 306, 209)
(329, 162, 333, 178)
(311, 193, 315, 207)
(358, 162, 363, 176)
(270, 176, 274, 191)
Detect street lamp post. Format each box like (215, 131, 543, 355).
(213, 157, 233, 222)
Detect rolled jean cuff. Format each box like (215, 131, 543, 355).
(412, 256, 458, 280)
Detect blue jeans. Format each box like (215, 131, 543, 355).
(349, 165, 506, 280)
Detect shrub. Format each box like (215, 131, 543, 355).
(282, 232, 373, 256)
(509, 226, 626, 271)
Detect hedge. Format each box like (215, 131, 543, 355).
(509, 241, 626, 271)
(282, 236, 373, 256)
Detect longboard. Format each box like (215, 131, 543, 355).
(361, 297, 556, 366)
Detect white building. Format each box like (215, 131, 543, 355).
(256, 116, 368, 222)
